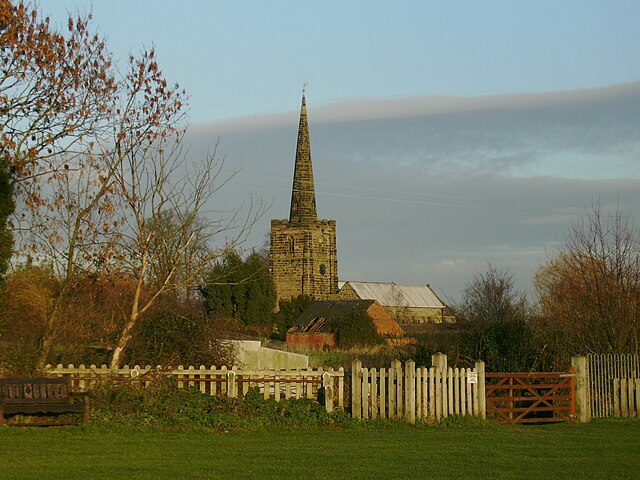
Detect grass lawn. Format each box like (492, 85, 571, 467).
(1, 419, 638, 479)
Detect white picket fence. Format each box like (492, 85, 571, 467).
(46, 355, 486, 423)
(613, 377, 640, 418)
(351, 354, 486, 423)
(45, 363, 345, 412)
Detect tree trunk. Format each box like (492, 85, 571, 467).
(109, 270, 146, 369)
(109, 313, 138, 369)
(36, 334, 54, 371)
(35, 295, 66, 370)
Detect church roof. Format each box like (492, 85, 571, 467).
(289, 93, 317, 224)
(340, 281, 445, 309)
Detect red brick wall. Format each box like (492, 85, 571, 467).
(367, 302, 406, 337)
(286, 332, 336, 348)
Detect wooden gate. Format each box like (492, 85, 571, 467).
(485, 370, 576, 424)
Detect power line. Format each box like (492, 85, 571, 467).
(236, 172, 608, 219)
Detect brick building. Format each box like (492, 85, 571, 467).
(269, 94, 338, 302)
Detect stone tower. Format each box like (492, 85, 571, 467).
(270, 94, 338, 302)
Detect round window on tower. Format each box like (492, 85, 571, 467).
(319, 264, 326, 276)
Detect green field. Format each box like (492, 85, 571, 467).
(1, 419, 638, 479)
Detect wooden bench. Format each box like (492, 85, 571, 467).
(0, 377, 90, 426)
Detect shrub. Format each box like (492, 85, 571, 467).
(0, 264, 58, 374)
(271, 295, 313, 341)
(332, 307, 384, 349)
(124, 310, 236, 367)
(90, 380, 351, 430)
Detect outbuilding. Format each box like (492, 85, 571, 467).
(338, 281, 455, 324)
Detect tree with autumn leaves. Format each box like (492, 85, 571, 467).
(2, 1, 638, 373)
(0, 1, 261, 371)
(1, 0, 115, 278)
(456, 206, 640, 372)
(534, 205, 640, 367)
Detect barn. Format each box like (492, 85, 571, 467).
(338, 281, 456, 324)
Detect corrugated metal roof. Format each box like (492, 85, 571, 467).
(342, 282, 444, 308)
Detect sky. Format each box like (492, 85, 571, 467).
(42, 1, 640, 302)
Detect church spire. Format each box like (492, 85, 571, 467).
(289, 91, 317, 224)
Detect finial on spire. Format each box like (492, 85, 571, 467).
(302, 82, 308, 97)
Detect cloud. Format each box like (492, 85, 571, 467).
(246, 81, 640, 125)
(434, 258, 468, 271)
(185, 82, 640, 301)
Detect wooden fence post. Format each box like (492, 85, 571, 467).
(428, 366, 436, 421)
(630, 380, 636, 417)
(362, 367, 369, 420)
(571, 355, 591, 423)
(177, 366, 184, 389)
(415, 367, 422, 420)
(371, 368, 378, 420)
(432, 353, 447, 371)
(393, 359, 403, 419)
(432, 353, 447, 418)
(352, 360, 362, 419)
(325, 384, 334, 413)
(434, 368, 442, 420)
(322, 372, 333, 414)
(295, 368, 302, 399)
(405, 360, 416, 424)
(227, 369, 237, 398)
(460, 368, 467, 416)
(447, 367, 454, 415)
(379, 367, 386, 419)
(338, 367, 345, 409)
(421, 367, 429, 420)
(388, 363, 396, 419)
(453, 367, 460, 415)
(475, 360, 486, 419)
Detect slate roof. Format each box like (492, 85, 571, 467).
(288, 299, 407, 338)
(340, 281, 445, 309)
(289, 300, 375, 333)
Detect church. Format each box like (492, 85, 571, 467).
(269, 93, 339, 302)
(269, 94, 453, 325)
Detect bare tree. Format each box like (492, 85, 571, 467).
(4, 3, 265, 369)
(107, 137, 265, 368)
(457, 265, 538, 371)
(535, 204, 640, 358)
(458, 264, 527, 325)
(2, 2, 187, 367)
